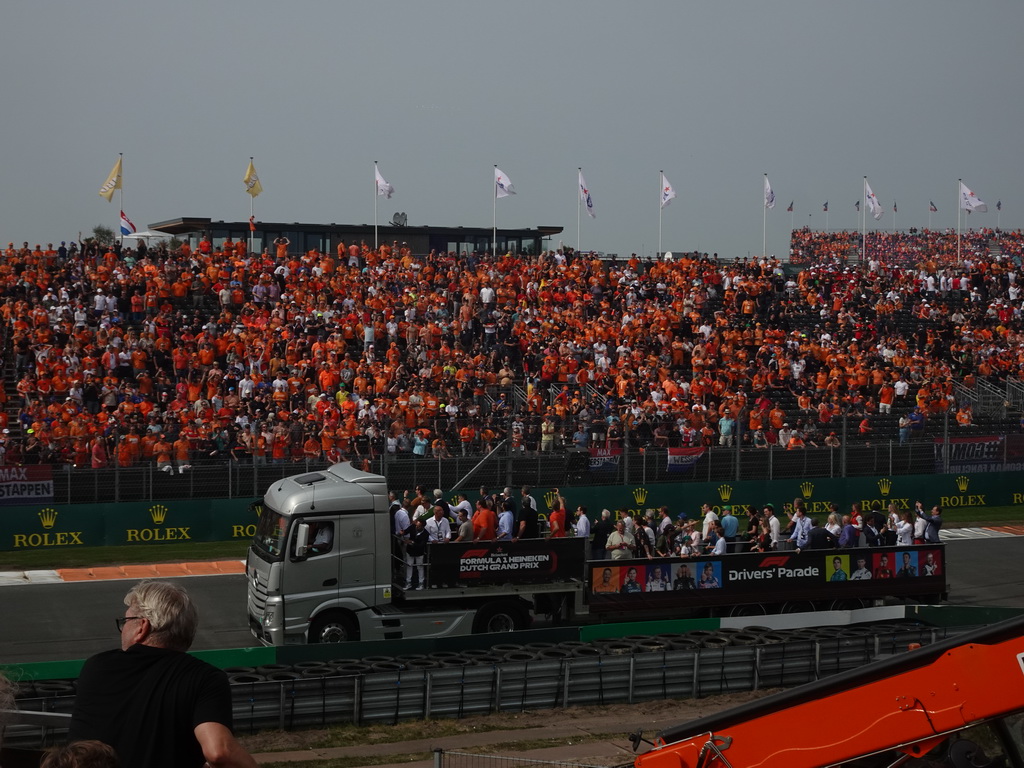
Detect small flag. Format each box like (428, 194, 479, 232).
(823, 201, 828, 212)
(119, 210, 136, 236)
(865, 180, 884, 220)
(494, 167, 516, 198)
(997, 200, 1002, 211)
(579, 169, 596, 218)
(249, 216, 256, 232)
(660, 173, 676, 209)
(855, 200, 861, 211)
(786, 201, 794, 212)
(243, 159, 263, 198)
(764, 176, 775, 209)
(893, 201, 898, 213)
(99, 157, 123, 202)
(929, 201, 938, 212)
(959, 181, 988, 213)
(375, 165, 394, 199)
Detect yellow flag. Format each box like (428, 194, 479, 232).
(99, 157, 122, 202)
(243, 160, 263, 198)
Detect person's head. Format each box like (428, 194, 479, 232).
(677, 564, 690, 577)
(122, 580, 198, 652)
(651, 566, 662, 580)
(41, 740, 120, 768)
(880, 554, 889, 566)
(601, 567, 612, 583)
(601, 508, 611, 520)
(626, 567, 637, 581)
(457, 509, 468, 522)
(763, 504, 774, 517)
(903, 552, 912, 565)
(615, 520, 625, 533)
(833, 557, 842, 570)
(856, 557, 867, 570)
(576, 505, 587, 518)
(703, 563, 714, 577)
(433, 504, 445, 519)
(0, 670, 13, 752)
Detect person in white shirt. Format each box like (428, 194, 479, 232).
(425, 506, 451, 543)
(497, 502, 514, 540)
(574, 505, 591, 539)
(701, 503, 719, 540)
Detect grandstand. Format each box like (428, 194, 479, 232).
(0, 228, 1021, 495)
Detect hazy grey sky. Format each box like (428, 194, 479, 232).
(2, 1, 1021, 259)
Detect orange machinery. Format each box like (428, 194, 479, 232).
(630, 614, 1024, 768)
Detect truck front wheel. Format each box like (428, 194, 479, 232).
(309, 611, 359, 643)
(473, 602, 528, 634)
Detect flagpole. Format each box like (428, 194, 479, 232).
(248, 157, 255, 255)
(374, 161, 379, 251)
(893, 203, 896, 234)
(493, 165, 498, 256)
(577, 167, 582, 254)
(957, 178, 962, 265)
(862, 177, 867, 261)
(789, 205, 794, 232)
(762, 173, 767, 258)
(118, 152, 124, 246)
(658, 171, 664, 259)
(928, 206, 932, 230)
(826, 206, 829, 231)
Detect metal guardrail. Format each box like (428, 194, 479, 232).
(3, 622, 975, 749)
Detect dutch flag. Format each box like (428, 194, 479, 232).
(120, 210, 137, 236)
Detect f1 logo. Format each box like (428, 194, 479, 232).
(759, 556, 790, 568)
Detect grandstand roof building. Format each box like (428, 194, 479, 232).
(149, 217, 563, 256)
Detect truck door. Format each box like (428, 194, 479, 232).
(285, 517, 342, 621)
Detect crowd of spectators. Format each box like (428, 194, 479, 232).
(0, 226, 1021, 471)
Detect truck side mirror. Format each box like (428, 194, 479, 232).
(294, 522, 310, 558)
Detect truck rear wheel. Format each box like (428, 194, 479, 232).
(473, 602, 527, 634)
(309, 611, 359, 643)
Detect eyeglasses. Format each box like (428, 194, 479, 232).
(115, 616, 144, 632)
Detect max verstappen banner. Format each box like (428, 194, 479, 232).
(0, 466, 54, 506)
(936, 435, 1024, 473)
(426, 537, 587, 586)
(589, 447, 622, 472)
(587, 545, 945, 613)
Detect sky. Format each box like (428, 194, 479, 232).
(2, 1, 1022, 260)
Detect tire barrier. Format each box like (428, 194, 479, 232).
(5, 622, 984, 748)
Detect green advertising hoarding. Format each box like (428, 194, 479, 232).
(0, 471, 1020, 552)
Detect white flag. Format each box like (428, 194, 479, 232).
(494, 167, 516, 198)
(375, 165, 394, 199)
(661, 173, 676, 209)
(763, 175, 775, 210)
(579, 170, 596, 218)
(959, 181, 988, 213)
(865, 180, 884, 220)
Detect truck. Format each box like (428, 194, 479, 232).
(246, 462, 948, 645)
(628, 612, 1024, 768)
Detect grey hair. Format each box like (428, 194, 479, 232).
(433, 488, 443, 498)
(124, 580, 198, 651)
(0, 670, 15, 751)
(601, 508, 611, 519)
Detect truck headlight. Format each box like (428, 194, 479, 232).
(262, 608, 276, 627)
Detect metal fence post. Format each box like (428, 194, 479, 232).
(942, 411, 950, 474)
(433, 748, 444, 768)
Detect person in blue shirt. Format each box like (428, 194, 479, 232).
(720, 506, 739, 542)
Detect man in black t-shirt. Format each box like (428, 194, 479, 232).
(516, 485, 539, 539)
(69, 580, 257, 768)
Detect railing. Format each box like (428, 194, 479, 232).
(35, 417, 1023, 505)
(2, 622, 977, 749)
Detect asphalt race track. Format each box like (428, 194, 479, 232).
(2, 537, 1022, 665)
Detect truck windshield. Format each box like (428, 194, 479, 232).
(252, 506, 290, 559)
